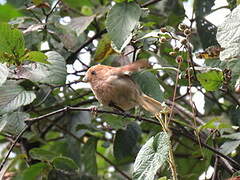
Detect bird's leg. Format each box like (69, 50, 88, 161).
(89, 106, 99, 117)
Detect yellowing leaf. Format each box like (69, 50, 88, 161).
(94, 34, 117, 62)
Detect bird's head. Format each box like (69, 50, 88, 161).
(83, 64, 112, 83)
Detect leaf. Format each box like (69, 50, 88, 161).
(197, 70, 223, 91)
(81, 137, 98, 176)
(216, 5, 240, 60)
(0, 23, 25, 64)
(69, 15, 96, 36)
(198, 117, 232, 131)
(52, 156, 79, 172)
(106, 2, 141, 50)
(94, 34, 116, 62)
(15, 51, 67, 85)
(0, 63, 8, 86)
(0, 4, 22, 22)
(194, 0, 218, 49)
(101, 114, 132, 129)
(219, 140, 240, 155)
(133, 132, 170, 180)
(29, 148, 58, 161)
(132, 71, 164, 102)
(21, 162, 50, 180)
(114, 122, 141, 160)
(0, 81, 36, 114)
(0, 112, 28, 135)
(20, 51, 49, 64)
(222, 132, 240, 140)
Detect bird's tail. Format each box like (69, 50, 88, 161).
(138, 94, 166, 114)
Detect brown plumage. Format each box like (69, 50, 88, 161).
(83, 60, 164, 114)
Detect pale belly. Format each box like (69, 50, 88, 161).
(91, 76, 141, 110)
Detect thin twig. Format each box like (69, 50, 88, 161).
(66, 29, 107, 64)
(140, 0, 162, 7)
(0, 125, 29, 172)
(43, 0, 61, 29)
(96, 152, 131, 180)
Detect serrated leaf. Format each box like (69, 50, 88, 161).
(0, 112, 28, 135)
(216, 5, 240, 60)
(133, 132, 170, 180)
(197, 70, 223, 91)
(94, 34, 116, 62)
(52, 156, 79, 171)
(0, 81, 36, 114)
(69, 15, 96, 36)
(106, 2, 141, 50)
(29, 148, 58, 161)
(14, 51, 67, 85)
(0, 23, 25, 64)
(114, 122, 141, 160)
(20, 51, 49, 64)
(132, 71, 164, 102)
(0, 63, 8, 86)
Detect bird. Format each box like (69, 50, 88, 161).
(83, 60, 166, 114)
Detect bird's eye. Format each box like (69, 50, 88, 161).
(91, 71, 96, 75)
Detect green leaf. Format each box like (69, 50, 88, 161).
(52, 156, 79, 171)
(81, 137, 98, 176)
(29, 148, 58, 161)
(18, 51, 67, 85)
(0, 81, 36, 114)
(194, 0, 218, 49)
(216, 5, 240, 60)
(0, 23, 25, 64)
(197, 70, 223, 91)
(69, 15, 96, 36)
(0, 4, 22, 22)
(222, 132, 240, 140)
(0, 112, 28, 135)
(198, 117, 232, 131)
(81, 6, 93, 16)
(132, 71, 164, 102)
(0, 63, 8, 86)
(106, 2, 141, 50)
(219, 140, 240, 155)
(20, 51, 49, 64)
(21, 162, 50, 180)
(114, 122, 141, 160)
(133, 132, 170, 180)
(101, 114, 132, 129)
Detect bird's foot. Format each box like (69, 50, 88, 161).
(89, 106, 98, 117)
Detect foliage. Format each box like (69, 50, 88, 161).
(0, 0, 240, 180)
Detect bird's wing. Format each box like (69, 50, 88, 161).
(114, 60, 151, 76)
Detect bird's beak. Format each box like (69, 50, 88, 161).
(82, 75, 88, 82)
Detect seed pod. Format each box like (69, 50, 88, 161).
(173, 47, 180, 52)
(160, 27, 168, 33)
(159, 36, 167, 43)
(184, 28, 191, 36)
(176, 55, 183, 63)
(180, 38, 188, 45)
(169, 51, 177, 56)
(178, 23, 188, 31)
